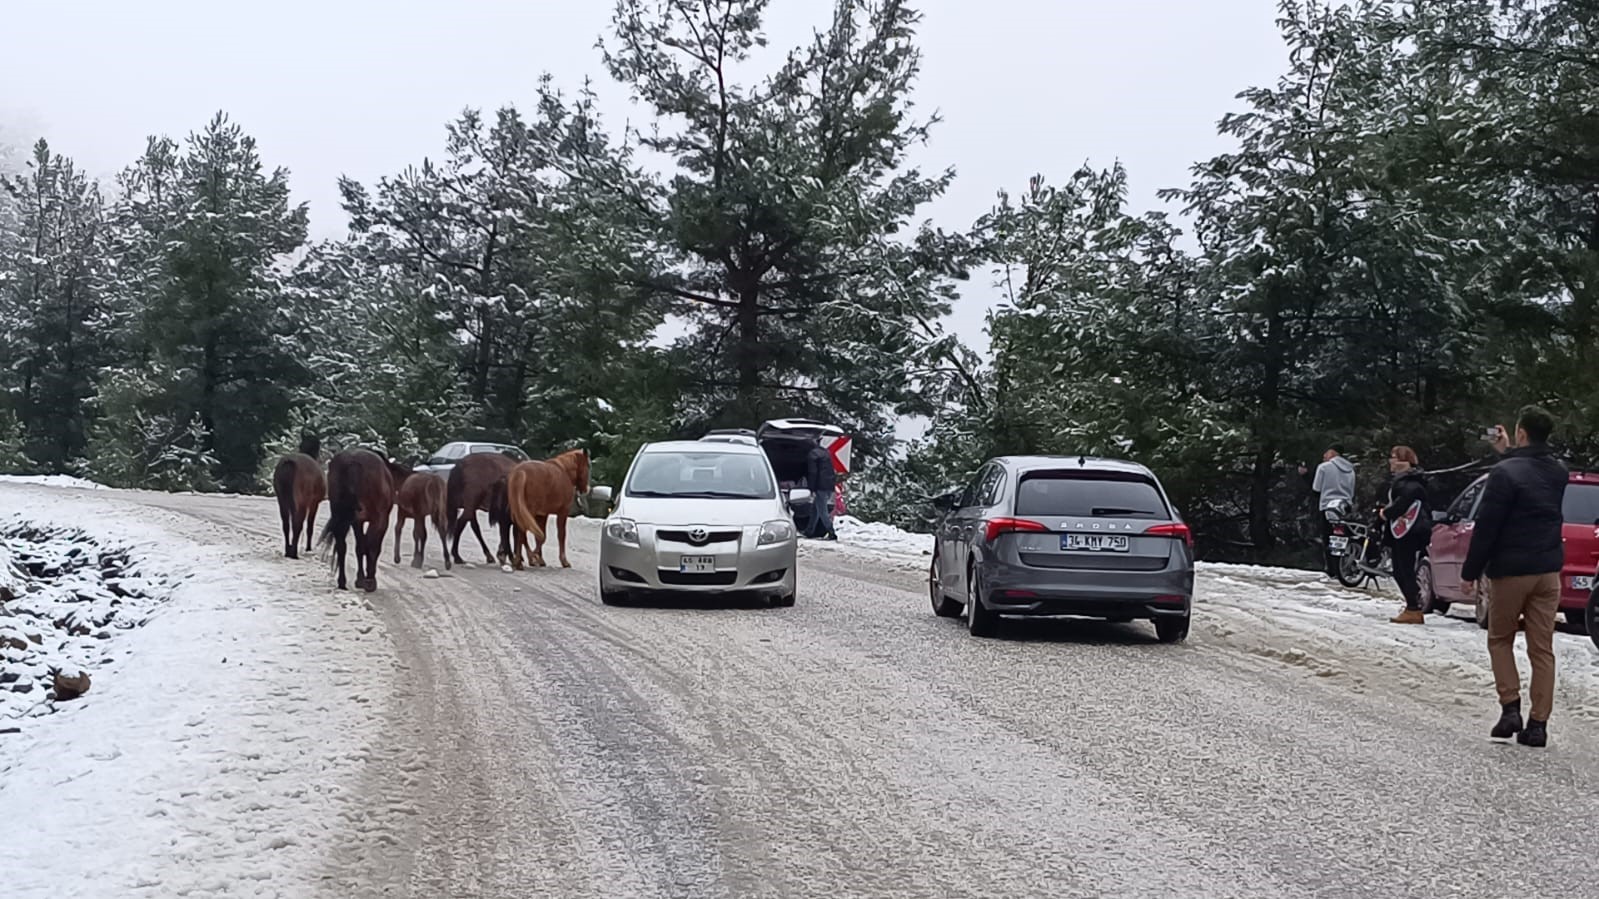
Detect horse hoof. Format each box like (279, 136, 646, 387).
(286, 549, 298, 560)
(411, 559, 424, 570)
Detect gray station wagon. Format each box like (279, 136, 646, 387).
(928, 455, 1195, 641)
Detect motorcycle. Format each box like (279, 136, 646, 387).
(1326, 501, 1393, 588)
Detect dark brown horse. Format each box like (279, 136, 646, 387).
(506, 449, 590, 569)
(393, 472, 450, 570)
(272, 436, 326, 559)
(317, 448, 410, 592)
(447, 452, 519, 565)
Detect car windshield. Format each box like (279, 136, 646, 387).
(626, 451, 775, 499)
(1015, 473, 1169, 519)
(1562, 482, 1599, 525)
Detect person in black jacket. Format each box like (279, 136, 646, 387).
(805, 438, 838, 541)
(1462, 405, 1568, 748)
(1379, 446, 1431, 625)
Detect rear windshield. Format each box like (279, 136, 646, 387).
(1015, 473, 1169, 519)
(1563, 483, 1599, 525)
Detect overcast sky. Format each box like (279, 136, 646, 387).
(1, 0, 1287, 346)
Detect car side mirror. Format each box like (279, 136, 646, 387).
(788, 488, 813, 506)
(590, 485, 613, 504)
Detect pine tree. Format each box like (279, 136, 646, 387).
(93, 113, 309, 492)
(597, 0, 966, 449)
(0, 140, 110, 472)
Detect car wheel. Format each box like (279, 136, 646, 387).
(599, 577, 630, 607)
(929, 555, 962, 618)
(1416, 557, 1449, 615)
(771, 589, 796, 608)
(1155, 614, 1191, 644)
(966, 566, 1000, 638)
(1588, 591, 1599, 650)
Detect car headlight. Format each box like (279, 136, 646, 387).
(758, 519, 794, 546)
(604, 518, 639, 546)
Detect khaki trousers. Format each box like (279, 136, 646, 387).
(1486, 572, 1561, 721)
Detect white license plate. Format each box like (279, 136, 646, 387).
(1571, 576, 1593, 592)
(679, 555, 717, 574)
(1329, 536, 1348, 553)
(1062, 534, 1129, 553)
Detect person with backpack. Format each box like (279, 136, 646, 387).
(1380, 445, 1431, 625)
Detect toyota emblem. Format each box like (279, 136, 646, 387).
(688, 527, 709, 544)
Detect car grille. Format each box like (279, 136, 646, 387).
(656, 530, 742, 545)
(657, 570, 738, 586)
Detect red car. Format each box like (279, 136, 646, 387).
(1421, 469, 1599, 631)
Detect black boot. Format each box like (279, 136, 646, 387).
(1517, 718, 1548, 747)
(1492, 701, 1523, 740)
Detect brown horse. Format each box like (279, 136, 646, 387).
(272, 449, 326, 559)
(447, 452, 519, 565)
(317, 448, 410, 592)
(506, 449, 590, 569)
(393, 472, 450, 570)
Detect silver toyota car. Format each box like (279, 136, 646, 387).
(929, 455, 1194, 641)
(598, 439, 802, 608)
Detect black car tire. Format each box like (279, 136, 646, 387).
(929, 555, 962, 618)
(1416, 557, 1449, 615)
(771, 588, 796, 608)
(966, 567, 1000, 638)
(599, 578, 630, 607)
(1586, 590, 1599, 650)
(1155, 614, 1191, 644)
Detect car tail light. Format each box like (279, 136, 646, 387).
(983, 517, 1047, 543)
(1145, 522, 1194, 548)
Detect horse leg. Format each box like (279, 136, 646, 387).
(532, 515, 548, 567)
(366, 517, 383, 592)
(558, 512, 570, 568)
(393, 512, 406, 565)
(290, 502, 305, 559)
(469, 514, 495, 565)
(412, 517, 426, 569)
(334, 532, 349, 590)
(304, 501, 319, 553)
(279, 497, 296, 559)
(510, 525, 525, 571)
(449, 511, 469, 566)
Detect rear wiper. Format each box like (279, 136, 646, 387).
(1091, 507, 1152, 516)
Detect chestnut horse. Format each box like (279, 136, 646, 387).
(447, 452, 519, 565)
(272, 441, 326, 559)
(393, 472, 450, 570)
(317, 448, 411, 591)
(506, 449, 590, 569)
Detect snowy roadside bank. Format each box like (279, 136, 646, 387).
(0, 484, 399, 898)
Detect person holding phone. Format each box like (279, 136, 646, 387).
(1380, 446, 1430, 624)
(1462, 406, 1567, 747)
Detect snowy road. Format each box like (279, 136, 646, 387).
(9, 486, 1599, 897)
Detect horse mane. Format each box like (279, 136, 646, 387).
(547, 448, 590, 493)
(385, 457, 414, 486)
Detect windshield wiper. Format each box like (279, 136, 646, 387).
(1091, 507, 1152, 516)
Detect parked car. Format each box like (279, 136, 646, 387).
(928, 455, 1195, 641)
(598, 439, 802, 608)
(1421, 469, 1599, 631)
(411, 441, 530, 480)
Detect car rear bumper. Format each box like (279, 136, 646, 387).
(977, 560, 1194, 619)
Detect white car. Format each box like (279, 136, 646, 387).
(598, 439, 804, 607)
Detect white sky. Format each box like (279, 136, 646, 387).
(1, 0, 1286, 349)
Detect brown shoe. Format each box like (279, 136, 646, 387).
(1390, 609, 1425, 625)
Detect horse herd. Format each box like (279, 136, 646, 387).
(271, 437, 591, 592)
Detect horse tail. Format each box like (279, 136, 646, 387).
(506, 465, 548, 543)
(431, 476, 450, 544)
(273, 458, 297, 536)
(317, 462, 360, 563)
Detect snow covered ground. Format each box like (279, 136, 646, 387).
(817, 513, 1599, 714)
(0, 473, 108, 490)
(0, 483, 397, 897)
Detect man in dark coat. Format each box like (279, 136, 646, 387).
(805, 437, 838, 541)
(1462, 405, 1568, 748)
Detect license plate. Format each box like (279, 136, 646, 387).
(1571, 576, 1593, 592)
(679, 555, 716, 574)
(1328, 536, 1348, 554)
(1062, 534, 1129, 553)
